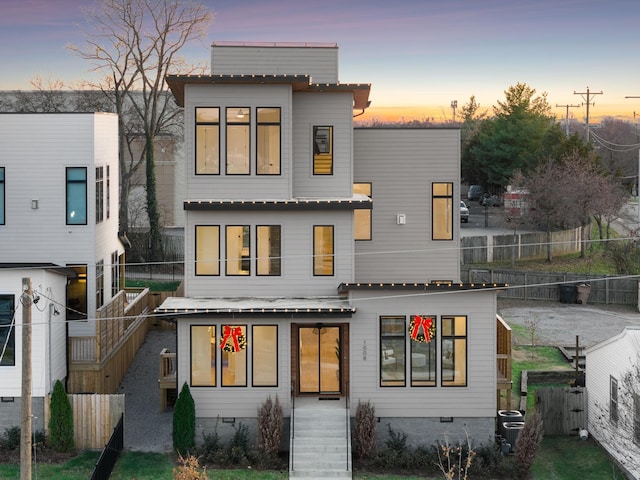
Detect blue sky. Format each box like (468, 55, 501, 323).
(2, 0, 639, 122)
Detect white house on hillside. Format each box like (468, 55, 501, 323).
(586, 326, 640, 479)
(158, 42, 505, 466)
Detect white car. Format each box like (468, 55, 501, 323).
(460, 201, 469, 223)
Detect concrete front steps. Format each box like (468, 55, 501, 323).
(289, 397, 352, 479)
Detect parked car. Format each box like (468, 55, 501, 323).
(467, 184, 485, 201)
(480, 193, 502, 207)
(460, 200, 469, 223)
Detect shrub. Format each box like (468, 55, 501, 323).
(354, 400, 376, 459)
(173, 454, 208, 480)
(384, 424, 408, 452)
(607, 240, 640, 275)
(436, 433, 476, 480)
(515, 411, 543, 475)
(0, 426, 21, 450)
(173, 382, 196, 455)
(256, 395, 283, 458)
(48, 380, 74, 452)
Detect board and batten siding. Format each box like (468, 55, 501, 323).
(292, 93, 354, 199)
(353, 128, 461, 283)
(348, 290, 496, 417)
(211, 43, 339, 84)
(183, 84, 294, 200)
(184, 210, 354, 297)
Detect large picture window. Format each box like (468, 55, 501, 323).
(432, 182, 453, 240)
(0, 167, 4, 225)
(226, 225, 250, 275)
(313, 126, 333, 175)
(66, 167, 87, 225)
(252, 325, 278, 386)
(226, 107, 250, 174)
(221, 325, 247, 386)
(195, 225, 220, 275)
(441, 316, 467, 386)
(354, 183, 372, 240)
(257, 225, 281, 276)
(257, 107, 281, 175)
(0, 295, 15, 366)
(410, 315, 437, 386)
(196, 107, 220, 174)
(313, 225, 334, 276)
(191, 325, 216, 386)
(380, 316, 405, 387)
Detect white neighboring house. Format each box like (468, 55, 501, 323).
(0, 113, 126, 425)
(585, 326, 640, 479)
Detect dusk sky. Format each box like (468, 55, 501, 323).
(2, 0, 640, 123)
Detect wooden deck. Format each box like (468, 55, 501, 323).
(159, 348, 177, 412)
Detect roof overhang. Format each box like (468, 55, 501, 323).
(184, 195, 371, 211)
(0, 263, 78, 278)
(166, 74, 372, 110)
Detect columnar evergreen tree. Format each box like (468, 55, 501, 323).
(48, 380, 74, 452)
(173, 382, 196, 454)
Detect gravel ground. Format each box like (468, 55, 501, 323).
(117, 328, 176, 452)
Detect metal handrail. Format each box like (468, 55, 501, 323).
(345, 379, 351, 471)
(290, 381, 295, 472)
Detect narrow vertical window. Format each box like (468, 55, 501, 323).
(66, 264, 87, 321)
(66, 167, 87, 225)
(313, 126, 333, 174)
(0, 167, 5, 225)
(610, 376, 619, 424)
(221, 325, 247, 386)
(313, 225, 334, 275)
(432, 182, 453, 240)
(635, 393, 640, 445)
(106, 165, 111, 219)
(257, 225, 281, 276)
(252, 325, 278, 386)
(191, 325, 216, 386)
(410, 315, 437, 386)
(111, 251, 119, 297)
(354, 183, 372, 240)
(441, 316, 467, 386)
(195, 225, 220, 275)
(96, 260, 104, 308)
(380, 316, 405, 387)
(95, 166, 104, 223)
(196, 107, 220, 174)
(257, 107, 281, 175)
(0, 295, 15, 366)
(226, 225, 250, 275)
(226, 107, 250, 174)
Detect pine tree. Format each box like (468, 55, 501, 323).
(173, 382, 196, 454)
(48, 380, 74, 452)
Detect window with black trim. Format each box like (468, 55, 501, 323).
(66, 264, 87, 321)
(610, 376, 619, 424)
(111, 251, 119, 297)
(313, 225, 334, 275)
(226, 225, 250, 275)
(257, 225, 281, 276)
(95, 166, 104, 223)
(106, 166, 111, 219)
(195, 225, 220, 276)
(257, 107, 281, 175)
(196, 107, 220, 174)
(410, 315, 436, 386)
(432, 182, 453, 240)
(96, 260, 104, 308)
(66, 167, 87, 225)
(380, 316, 405, 387)
(252, 325, 278, 386)
(191, 325, 216, 386)
(354, 183, 372, 240)
(0, 295, 15, 366)
(0, 167, 4, 225)
(221, 325, 247, 386)
(313, 126, 333, 174)
(441, 316, 467, 386)
(226, 107, 250, 174)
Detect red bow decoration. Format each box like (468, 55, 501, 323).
(411, 315, 433, 342)
(220, 325, 242, 351)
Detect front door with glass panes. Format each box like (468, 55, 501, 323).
(298, 325, 342, 395)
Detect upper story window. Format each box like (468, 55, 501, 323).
(0, 295, 15, 366)
(313, 225, 334, 275)
(257, 225, 281, 276)
(257, 108, 281, 175)
(441, 315, 467, 386)
(226, 225, 250, 275)
(313, 126, 333, 175)
(66, 167, 87, 225)
(195, 225, 221, 276)
(354, 183, 372, 240)
(432, 182, 453, 240)
(0, 167, 5, 225)
(226, 107, 250, 175)
(95, 166, 104, 224)
(106, 166, 111, 220)
(196, 107, 220, 174)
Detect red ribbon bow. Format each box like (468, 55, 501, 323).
(221, 325, 242, 351)
(411, 315, 433, 342)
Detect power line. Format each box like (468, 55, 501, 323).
(574, 86, 603, 142)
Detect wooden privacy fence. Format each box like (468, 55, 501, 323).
(44, 394, 125, 450)
(463, 267, 639, 306)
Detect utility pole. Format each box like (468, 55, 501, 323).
(573, 86, 603, 142)
(556, 104, 581, 137)
(20, 278, 32, 480)
(450, 100, 457, 123)
(625, 96, 640, 224)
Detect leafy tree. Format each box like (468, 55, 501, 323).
(70, 0, 212, 260)
(48, 380, 74, 452)
(173, 382, 196, 455)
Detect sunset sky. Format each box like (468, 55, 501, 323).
(2, 0, 640, 123)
